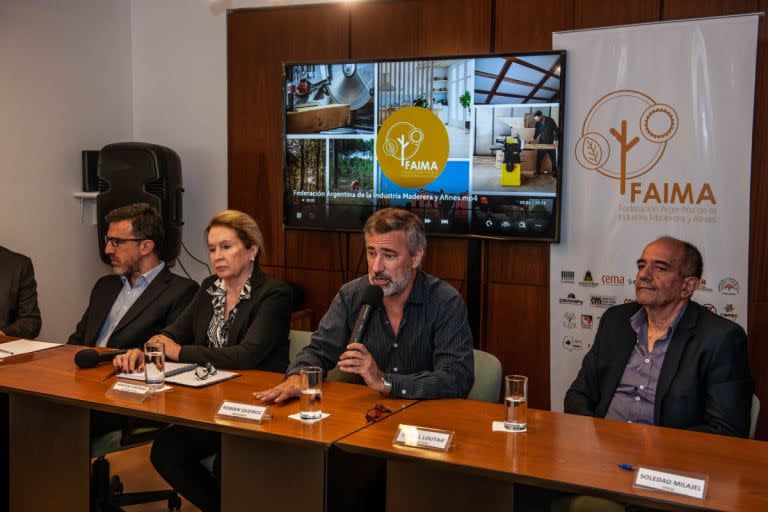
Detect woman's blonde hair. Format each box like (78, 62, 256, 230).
(205, 210, 265, 262)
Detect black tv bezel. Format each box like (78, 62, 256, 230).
(281, 49, 566, 243)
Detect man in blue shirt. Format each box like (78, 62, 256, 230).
(68, 203, 197, 436)
(68, 203, 197, 351)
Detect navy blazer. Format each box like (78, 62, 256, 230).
(0, 246, 41, 338)
(565, 301, 753, 438)
(162, 270, 292, 372)
(68, 266, 198, 349)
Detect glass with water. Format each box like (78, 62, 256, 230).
(504, 375, 528, 431)
(300, 366, 323, 420)
(144, 341, 165, 393)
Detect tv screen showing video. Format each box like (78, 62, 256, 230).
(283, 51, 565, 241)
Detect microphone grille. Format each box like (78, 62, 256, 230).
(74, 348, 100, 368)
(361, 284, 384, 308)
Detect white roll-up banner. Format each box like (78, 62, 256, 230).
(550, 15, 759, 410)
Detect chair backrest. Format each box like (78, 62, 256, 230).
(467, 349, 502, 403)
(750, 394, 760, 439)
(289, 329, 313, 364)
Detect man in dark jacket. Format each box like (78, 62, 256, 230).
(532, 110, 559, 177)
(0, 245, 41, 339)
(565, 237, 753, 437)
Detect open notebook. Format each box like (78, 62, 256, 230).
(117, 362, 239, 388)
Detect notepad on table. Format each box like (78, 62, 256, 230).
(117, 361, 239, 387)
(0, 339, 62, 357)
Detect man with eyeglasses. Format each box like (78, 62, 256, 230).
(68, 203, 197, 352)
(565, 236, 753, 437)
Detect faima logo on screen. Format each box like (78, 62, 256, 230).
(574, 90, 715, 205)
(377, 106, 449, 188)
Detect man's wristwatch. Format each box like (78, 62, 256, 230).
(380, 375, 392, 394)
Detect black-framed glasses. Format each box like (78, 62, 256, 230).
(195, 362, 218, 380)
(104, 236, 147, 248)
(365, 404, 392, 423)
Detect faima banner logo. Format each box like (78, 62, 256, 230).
(575, 90, 715, 205)
(561, 271, 575, 284)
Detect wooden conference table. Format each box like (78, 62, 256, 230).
(0, 340, 412, 512)
(338, 399, 768, 511)
(2, 339, 768, 511)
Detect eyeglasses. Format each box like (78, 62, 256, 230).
(365, 404, 392, 423)
(195, 363, 218, 380)
(104, 236, 147, 248)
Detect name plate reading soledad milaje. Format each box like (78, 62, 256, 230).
(215, 401, 269, 423)
(392, 424, 454, 452)
(633, 467, 707, 499)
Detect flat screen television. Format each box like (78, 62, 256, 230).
(283, 51, 565, 241)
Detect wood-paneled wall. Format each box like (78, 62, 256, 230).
(228, 0, 768, 438)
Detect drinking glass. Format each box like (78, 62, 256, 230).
(504, 375, 528, 431)
(299, 366, 323, 420)
(144, 341, 165, 393)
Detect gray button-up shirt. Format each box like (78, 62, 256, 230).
(605, 303, 688, 424)
(288, 271, 474, 399)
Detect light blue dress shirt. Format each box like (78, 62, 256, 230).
(95, 262, 166, 347)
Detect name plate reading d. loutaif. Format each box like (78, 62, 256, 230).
(106, 380, 149, 402)
(215, 401, 269, 423)
(392, 424, 454, 452)
(633, 467, 708, 499)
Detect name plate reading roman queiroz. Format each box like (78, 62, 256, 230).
(633, 467, 708, 499)
(215, 401, 269, 423)
(392, 424, 454, 452)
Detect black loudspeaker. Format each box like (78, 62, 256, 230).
(82, 150, 100, 192)
(96, 142, 184, 265)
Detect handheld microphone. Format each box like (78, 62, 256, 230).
(348, 285, 384, 346)
(74, 348, 127, 369)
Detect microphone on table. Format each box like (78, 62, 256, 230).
(348, 285, 384, 346)
(74, 348, 127, 369)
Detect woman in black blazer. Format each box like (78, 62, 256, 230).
(113, 209, 293, 512)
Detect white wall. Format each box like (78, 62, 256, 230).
(131, 0, 230, 282)
(130, 0, 350, 282)
(0, 0, 350, 340)
(0, 0, 133, 340)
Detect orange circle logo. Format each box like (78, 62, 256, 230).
(376, 106, 449, 188)
(575, 90, 678, 195)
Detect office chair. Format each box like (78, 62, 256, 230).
(91, 420, 181, 511)
(467, 349, 502, 403)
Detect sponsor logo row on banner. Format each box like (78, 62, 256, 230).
(559, 271, 740, 295)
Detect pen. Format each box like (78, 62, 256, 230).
(618, 463, 635, 471)
(0, 348, 14, 356)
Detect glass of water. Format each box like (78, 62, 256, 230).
(504, 375, 528, 431)
(299, 366, 323, 420)
(144, 341, 165, 394)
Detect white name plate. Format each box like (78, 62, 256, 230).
(215, 401, 269, 423)
(106, 380, 150, 402)
(392, 424, 454, 452)
(634, 467, 707, 499)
